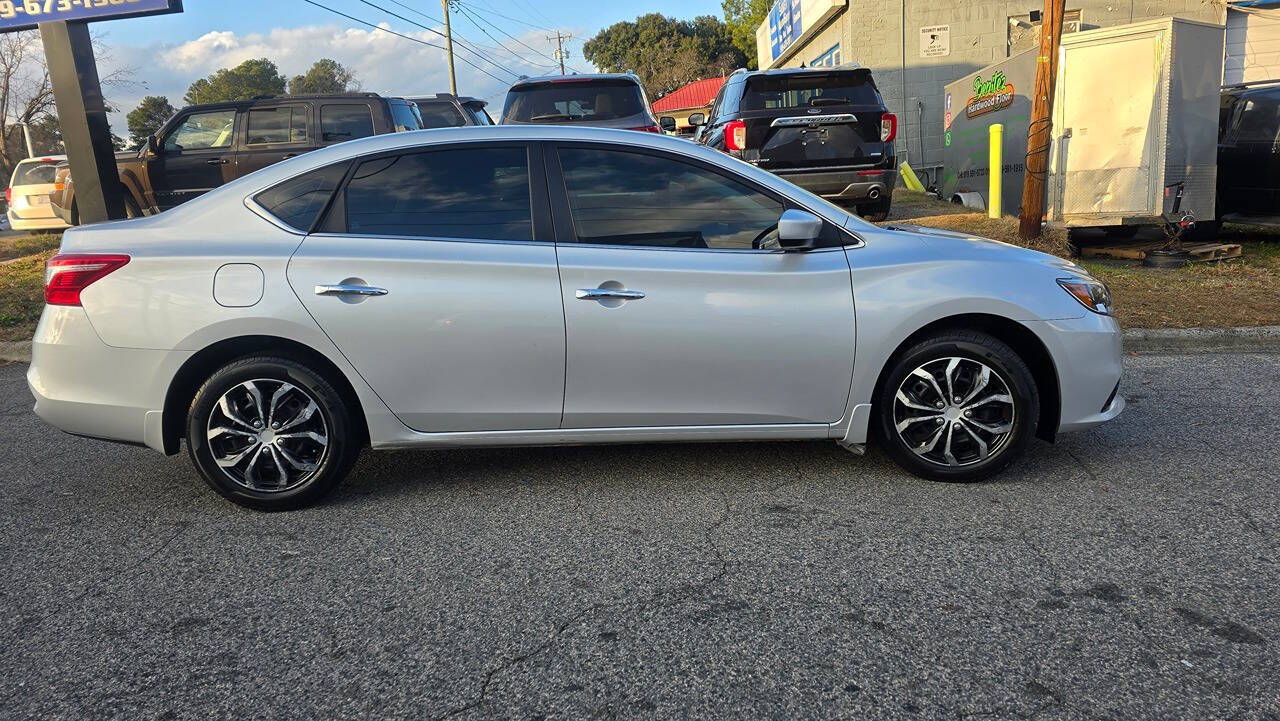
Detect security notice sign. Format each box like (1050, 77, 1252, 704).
(920, 25, 950, 57)
(1, 0, 182, 33)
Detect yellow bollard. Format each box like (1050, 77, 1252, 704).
(900, 161, 925, 192)
(988, 123, 1003, 219)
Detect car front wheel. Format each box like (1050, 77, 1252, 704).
(874, 331, 1039, 482)
(186, 356, 361, 511)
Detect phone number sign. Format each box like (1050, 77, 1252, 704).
(1, 0, 182, 32)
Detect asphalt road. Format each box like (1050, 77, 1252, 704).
(1, 354, 1277, 720)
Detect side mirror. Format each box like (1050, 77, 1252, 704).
(659, 116, 676, 133)
(687, 112, 706, 127)
(144, 134, 159, 157)
(777, 209, 823, 251)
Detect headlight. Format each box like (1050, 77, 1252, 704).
(1057, 276, 1112, 315)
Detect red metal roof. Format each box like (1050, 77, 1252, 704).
(652, 76, 728, 113)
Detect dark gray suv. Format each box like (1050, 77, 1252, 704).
(499, 73, 662, 133)
(410, 94, 495, 128)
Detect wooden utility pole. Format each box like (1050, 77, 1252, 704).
(549, 31, 571, 75)
(1018, 0, 1067, 240)
(441, 0, 457, 94)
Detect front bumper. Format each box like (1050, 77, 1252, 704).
(27, 305, 187, 452)
(1024, 313, 1126, 434)
(775, 168, 895, 203)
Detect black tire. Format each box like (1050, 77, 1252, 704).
(873, 330, 1039, 482)
(186, 355, 360, 511)
(857, 196, 892, 222)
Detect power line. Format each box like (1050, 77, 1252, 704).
(460, 0, 552, 32)
(451, 2, 558, 70)
(351, 0, 521, 78)
(299, 0, 513, 84)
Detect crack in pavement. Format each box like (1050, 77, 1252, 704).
(432, 487, 735, 721)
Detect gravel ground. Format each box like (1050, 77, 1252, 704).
(0, 354, 1277, 720)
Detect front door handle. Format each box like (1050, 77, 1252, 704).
(315, 283, 389, 297)
(206, 158, 228, 165)
(575, 288, 645, 301)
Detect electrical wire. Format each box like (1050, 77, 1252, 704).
(449, 3, 559, 70)
(454, 1, 549, 60)
(299, 0, 514, 83)
(458, 0, 553, 31)
(350, 0, 522, 78)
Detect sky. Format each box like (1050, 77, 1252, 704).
(85, 0, 725, 136)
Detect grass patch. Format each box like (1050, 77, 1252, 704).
(0, 232, 61, 262)
(0, 250, 51, 342)
(883, 191, 1280, 329)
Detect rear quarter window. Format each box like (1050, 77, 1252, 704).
(253, 162, 349, 231)
(502, 80, 645, 123)
(416, 102, 467, 128)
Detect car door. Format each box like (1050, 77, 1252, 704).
(149, 107, 240, 209)
(236, 103, 313, 177)
(548, 143, 856, 428)
(286, 142, 566, 433)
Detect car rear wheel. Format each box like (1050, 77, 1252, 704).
(874, 331, 1039, 482)
(186, 356, 360, 511)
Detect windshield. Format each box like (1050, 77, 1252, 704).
(11, 160, 60, 186)
(742, 72, 879, 110)
(502, 80, 644, 123)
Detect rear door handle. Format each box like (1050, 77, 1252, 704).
(205, 158, 228, 165)
(315, 283, 389, 297)
(575, 288, 645, 301)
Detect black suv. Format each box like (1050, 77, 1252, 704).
(411, 94, 495, 127)
(1218, 81, 1280, 223)
(499, 73, 662, 132)
(52, 92, 423, 224)
(691, 67, 897, 221)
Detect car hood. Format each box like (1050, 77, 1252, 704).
(888, 222, 1076, 269)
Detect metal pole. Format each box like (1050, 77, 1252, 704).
(989, 123, 1003, 218)
(19, 122, 35, 157)
(441, 0, 457, 95)
(1018, 0, 1066, 240)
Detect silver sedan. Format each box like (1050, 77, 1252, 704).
(27, 126, 1123, 510)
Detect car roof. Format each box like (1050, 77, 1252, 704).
(410, 94, 486, 106)
(509, 73, 642, 89)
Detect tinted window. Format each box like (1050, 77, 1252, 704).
(344, 147, 532, 240)
(11, 160, 59, 185)
(254, 162, 349, 231)
(320, 104, 375, 142)
(415, 102, 466, 128)
(558, 147, 783, 249)
(464, 103, 494, 125)
(502, 80, 645, 123)
(246, 106, 308, 145)
(1236, 96, 1280, 145)
(390, 101, 424, 132)
(742, 71, 879, 110)
(165, 109, 236, 151)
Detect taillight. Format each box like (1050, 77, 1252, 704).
(44, 254, 130, 307)
(880, 113, 897, 143)
(628, 125, 663, 133)
(724, 119, 747, 151)
(4, 187, 10, 205)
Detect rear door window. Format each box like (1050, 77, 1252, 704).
(416, 102, 467, 128)
(502, 80, 644, 123)
(742, 72, 880, 110)
(320, 104, 375, 143)
(253, 162, 349, 231)
(342, 146, 532, 241)
(246, 106, 308, 145)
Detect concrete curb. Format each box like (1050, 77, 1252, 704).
(3, 328, 1278, 365)
(1123, 326, 1280, 354)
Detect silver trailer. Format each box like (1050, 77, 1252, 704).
(1046, 17, 1224, 229)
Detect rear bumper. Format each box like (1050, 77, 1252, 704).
(775, 168, 895, 203)
(7, 209, 68, 231)
(27, 305, 187, 453)
(1023, 314, 1126, 434)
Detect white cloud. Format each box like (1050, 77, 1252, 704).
(99, 22, 585, 135)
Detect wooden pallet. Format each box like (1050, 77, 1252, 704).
(1080, 241, 1242, 262)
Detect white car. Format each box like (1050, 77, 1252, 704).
(5, 155, 69, 233)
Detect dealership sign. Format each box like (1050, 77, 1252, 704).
(768, 0, 802, 61)
(0, 0, 182, 32)
(965, 71, 1015, 119)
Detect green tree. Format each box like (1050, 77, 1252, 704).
(583, 14, 746, 97)
(183, 58, 286, 105)
(125, 95, 176, 147)
(722, 0, 770, 69)
(288, 58, 360, 95)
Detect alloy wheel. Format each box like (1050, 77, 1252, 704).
(892, 357, 1016, 467)
(205, 379, 329, 492)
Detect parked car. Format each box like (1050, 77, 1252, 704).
(499, 73, 662, 132)
(28, 126, 1123, 511)
(411, 93, 494, 127)
(6, 155, 69, 233)
(1217, 81, 1280, 226)
(691, 66, 897, 221)
(50, 93, 423, 225)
